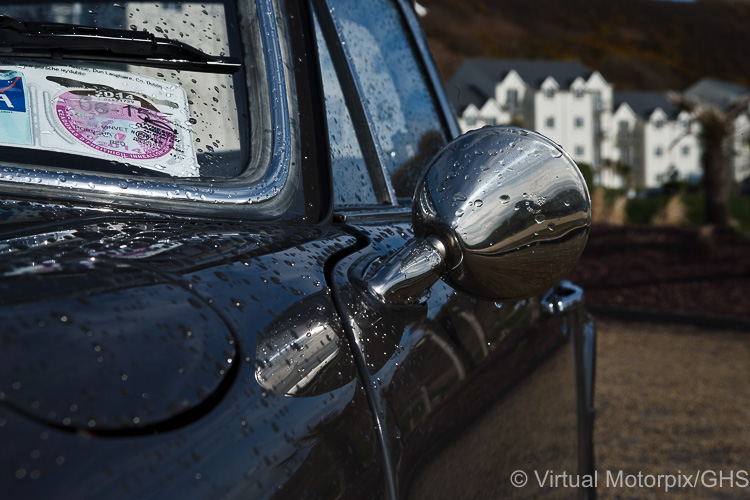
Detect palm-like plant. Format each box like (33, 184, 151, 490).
(669, 92, 750, 230)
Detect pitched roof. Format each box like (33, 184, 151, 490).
(448, 84, 487, 115)
(452, 59, 595, 90)
(684, 78, 750, 110)
(614, 91, 681, 120)
(448, 59, 595, 113)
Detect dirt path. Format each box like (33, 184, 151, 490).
(595, 319, 750, 499)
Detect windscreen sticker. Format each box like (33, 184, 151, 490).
(0, 71, 32, 146)
(0, 60, 199, 177)
(56, 90, 176, 160)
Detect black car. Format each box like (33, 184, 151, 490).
(0, 1, 595, 498)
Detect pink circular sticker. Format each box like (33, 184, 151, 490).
(55, 90, 175, 160)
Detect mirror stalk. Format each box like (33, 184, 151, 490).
(365, 236, 447, 305)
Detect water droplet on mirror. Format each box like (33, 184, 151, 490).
(551, 150, 563, 158)
(474, 199, 483, 207)
(535, 214, 546, 224)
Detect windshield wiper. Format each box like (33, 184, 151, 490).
(0, 15, 241, 74)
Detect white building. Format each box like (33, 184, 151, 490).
(612, 92, 701, 188)
(449, 60, 750, 190)
(449, 59, 616, 185)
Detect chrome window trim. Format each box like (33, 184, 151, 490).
(313, 0, 397, 206)
(395, 0, 461, 140)
(316, 0, 459, 211)
(0, 0, 299, 219)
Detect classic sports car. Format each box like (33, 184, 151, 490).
(0, 0, 595, 498)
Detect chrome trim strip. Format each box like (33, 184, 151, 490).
(0, 0, 293, 213)
(333, 206, 411, 222)
(395, 0, 460, 140)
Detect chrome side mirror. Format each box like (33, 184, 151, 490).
(365, 126, 591, 304)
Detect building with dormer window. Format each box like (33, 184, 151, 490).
(612, 92, 701, 188)
(449, 59, 750, 189)
(449, 59, 616, 184)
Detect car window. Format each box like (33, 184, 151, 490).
(320, 0, 448, 203)
(0, 1, 251, 180)
(313, 14, 379, 206)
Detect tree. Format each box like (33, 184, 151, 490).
(670, 92, 750, 230)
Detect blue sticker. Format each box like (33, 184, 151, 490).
(0, 70, 32, 146)
(0, 72, 26, 112)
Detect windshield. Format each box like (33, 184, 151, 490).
(0, 1, 251, 180)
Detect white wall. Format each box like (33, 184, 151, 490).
(731, 114, 750, 182)
(587, 72, 614, 167)
(608, 104, 640, 188)
(533, 76, 605, 172)
(494, 70, 529, 123)
(640, 109, 701, 187)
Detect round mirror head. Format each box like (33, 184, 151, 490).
(413, 126, 591, 301)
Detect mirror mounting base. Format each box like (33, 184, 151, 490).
(360, 236, 446, 306)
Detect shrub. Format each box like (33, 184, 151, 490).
(577, 162, 594, 194)
(626, 196, 668, 225)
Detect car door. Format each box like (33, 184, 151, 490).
(311, 0, 594, 498)
(0, 1, 388, 498)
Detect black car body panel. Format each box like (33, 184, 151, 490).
(0, 214, 388, 498)
(0, 0, 595, 498)
(331, 218, 582, 498)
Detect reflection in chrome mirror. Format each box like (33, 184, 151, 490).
(365, 126, 591, 304)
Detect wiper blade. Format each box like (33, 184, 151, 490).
(0, 15, 241, 74)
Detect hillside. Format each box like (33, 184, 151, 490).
(420, 0, 750, 91)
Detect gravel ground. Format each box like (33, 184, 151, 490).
(568, 225, 750, 319)
(595, 318, 750, 499)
